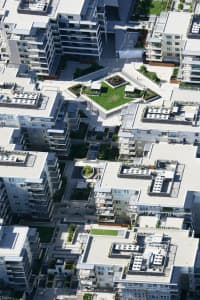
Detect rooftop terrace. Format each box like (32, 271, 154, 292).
(78, 227, 198, 283)
(97, 143, 200, 209)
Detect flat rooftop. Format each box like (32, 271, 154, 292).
(79, 227, 198, 283)
(98, 143, 200, 208)
(183, 38, 200, 53)
(0, 88, 60, 118)
(0, 148, 48, 179)
(126, 101, 200, 133)
(3, 0, 86, 31)
(163, 12, 191, 36)
(0, 226, 29, 260)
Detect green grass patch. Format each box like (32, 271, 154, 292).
(90, 229, 118, 236)
(82, 165, 93, 178)
(138, 65, 160, 84)
(68, 84, 83, 97)
(88, 82, 137, 110)
(67, 224, 76, 242)
(36, 227, 54, 243)
(133, 0, 168, 17)
(83, 294, 93, 300)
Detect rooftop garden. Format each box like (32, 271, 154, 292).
(83, 294, 93, 300)
(138, 65, 161, 84)
(90, 229, 118, 236)
(84, 82, 139, 110)
(68, 84, 83, 97)
(170, 67, 179, 80)
(67, 224, 76, 242)
(82, 165, 94, 178)
(106, 75, 127, 88)
(132, 0, 169, 19)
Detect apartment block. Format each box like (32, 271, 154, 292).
(92, 141, 200, 231)
(0, 222, 41, 292)
(0, 0, 135, 77)
(146, 12, 190, 64)
(0, 0, 103, 77)
(0, 130, 61, 219)
(181, 16, 200, 84)
(0, 128, 24, 224)
(77, 227, 200, 299)
(0, 83, 71, 156)
(119, 95, 200, 161)
(146, 11, 200, 84)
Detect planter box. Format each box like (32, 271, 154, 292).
(170, 78, 181, 84)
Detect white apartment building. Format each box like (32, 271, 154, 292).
(119, 93, 200, 160)
(0, 222, 41, 292)
(92, 142, 200, 228)
(0, 0, 103, 77)
(77, 227, 200, 299)
(146, 12, 191, 64)
(0, 128, 23, 224)
(146, 12, 200, 84)
(0, 128, 61, 219)
(181, 16, 200, 84)
(0, 0, 135, 77)
(0, 83, 71, 156)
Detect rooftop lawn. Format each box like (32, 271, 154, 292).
(90, 229, 118, 236)
(36, 226, 54, 243)
(149, 0, 167, 15)
(134, 0, 168, 16)
(88, 82, 136, 110)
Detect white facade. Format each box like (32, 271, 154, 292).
(0, 137, 61, 219)
(0, 0, 103, 77)
(77, 227, 200, 300)
(0, 223, 40, 292)
(0, 85, 71, 156)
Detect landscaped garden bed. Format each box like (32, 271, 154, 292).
(105, 75, 127, 88)
(82, 165, 94, 179)
(138, 65, 161, 84)
(131, 0, 169, 20)
(68, 84, 83, 97)
(90, 229, 118, 236)
(143, 89, 159, 101)
(67, 224, 76, 242)
(82, 86, 101, 96)
(170, 67, 180, 83)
